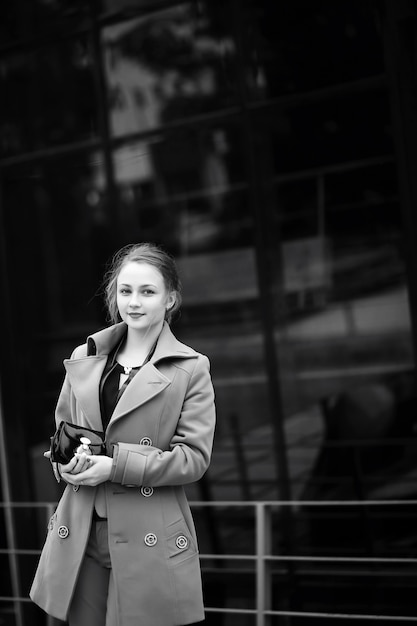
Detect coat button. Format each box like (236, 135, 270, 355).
(175, 535, 188, 550)
(144, 532, 157, 547)
(57, 525, 69, 539)
(139, 437, 152, 446)
(141, 486, 154, 497)
(73, 485, 80, 492)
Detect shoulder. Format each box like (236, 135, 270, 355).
(154, 323, 209, 365)
(171, 344, 212, 381)
(167, 331, 210, 365)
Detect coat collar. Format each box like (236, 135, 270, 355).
(86, 321, 196, 362)
(63, 322, 197, 430)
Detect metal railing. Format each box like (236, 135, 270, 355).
(2, 500, 417, 625)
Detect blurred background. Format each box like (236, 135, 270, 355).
(1, 0, 417, 624)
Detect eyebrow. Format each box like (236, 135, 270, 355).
(118, 283, 158, 288)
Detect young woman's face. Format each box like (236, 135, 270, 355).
(116, 262, 175, 334)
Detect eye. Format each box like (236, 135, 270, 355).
(143, 289, 155, 295)
(119, 288, 131, 295)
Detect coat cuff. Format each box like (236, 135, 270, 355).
(110, 443, 148, 486)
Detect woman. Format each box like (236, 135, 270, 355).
(30, 243, 216, 626)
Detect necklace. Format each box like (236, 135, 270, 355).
(118, 339, 158, 376)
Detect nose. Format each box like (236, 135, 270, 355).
(128, 292, 142, 307)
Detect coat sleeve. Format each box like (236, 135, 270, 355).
(110, 354, 216, 487)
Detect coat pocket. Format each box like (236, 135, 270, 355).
(166, 519, 198, 565)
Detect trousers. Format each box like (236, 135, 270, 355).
(68, 519, 117, 626)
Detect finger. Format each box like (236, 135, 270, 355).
(60, 472, 76, 484)
(72, 454, 92, 473)
(43, 451, 51, 459)
(66, 470, 91, 486)
(71, 461, 87, 474)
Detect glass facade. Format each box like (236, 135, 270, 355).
(1, 1, 417, 624)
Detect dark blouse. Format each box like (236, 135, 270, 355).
(99, 338, 157, 430)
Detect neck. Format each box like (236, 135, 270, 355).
(119, 323, 163, 366)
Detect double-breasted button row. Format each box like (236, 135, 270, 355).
(140, 436, 152, 446)
(141, 486, 153, 497)
(175, 535, 188, 550)
(144, 532, 157, 547)
(143, 532, 189, 550)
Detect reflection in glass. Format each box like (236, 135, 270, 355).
(90, 120, 249, 254)
(102, 4, 237, 139)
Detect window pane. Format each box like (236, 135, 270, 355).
(240, 0, 385, 101)
(0, 37, 98, 158)
(0, 0, 90, 45)
(262, 91, 393, 174)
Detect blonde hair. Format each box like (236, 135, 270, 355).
(102, 243, 182, 324)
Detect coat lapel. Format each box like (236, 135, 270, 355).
(63, 356, 107, 430)
(108, 363, 171, 425)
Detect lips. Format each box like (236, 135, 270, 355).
(128, 313, 144, 318)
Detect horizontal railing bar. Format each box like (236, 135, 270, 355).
(190, 500, 417, 507)
(199, 554, 417, 564)
(0, 502, 57, 508)
(0, 597, 31, 603)
(3, 547, 416, 565)
(0, 549, 41, 555)
(205, 607, 417, 621)
(205, 607, 257, 614)
(0, 500, 408, 507)
(3, 499, 417, 508)
(268, 556, 417, 564)
(263, 610, 417, 621)
(201, 567, 417, 580)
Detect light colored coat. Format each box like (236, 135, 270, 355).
(30, 322, 216, 626)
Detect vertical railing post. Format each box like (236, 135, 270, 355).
(44, 503, 58, 626)
(0, 383, 24, 626)
(256, 503, 272, 626)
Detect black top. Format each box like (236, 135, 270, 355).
(99, 338, 157, 430)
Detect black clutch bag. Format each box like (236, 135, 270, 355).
(50, 420, 106, 464)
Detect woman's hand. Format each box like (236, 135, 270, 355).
(43, 450, 80, 478)
(61, 454, 113, 487)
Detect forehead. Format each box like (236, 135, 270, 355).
(117, 261, 165, 286)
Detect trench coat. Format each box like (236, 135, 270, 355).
(30, 321, 216, 626)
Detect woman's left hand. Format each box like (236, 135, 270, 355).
(61, 454, 113, 487)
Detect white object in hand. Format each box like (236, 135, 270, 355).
(77, 437, 93, 455)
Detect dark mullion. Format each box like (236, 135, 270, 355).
(89, 0, 119, 236)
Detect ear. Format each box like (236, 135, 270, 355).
(166, 293, 176, 310)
